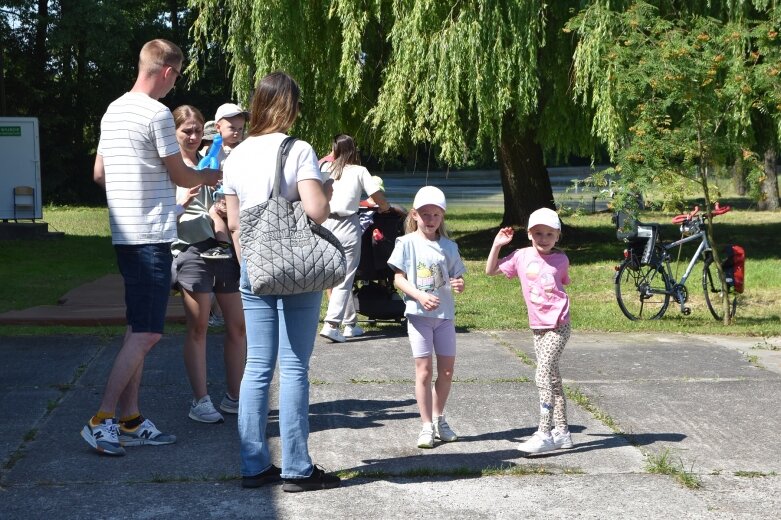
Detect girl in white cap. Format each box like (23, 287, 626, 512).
(485, 207, 573, 454)
(387, 186, 466, 448)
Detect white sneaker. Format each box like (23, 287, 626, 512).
(81, 417, 125, 456)
(189, 395, 225, 424)
(208, 313, 224, 327)
(320, 324, 346, 343)
(342, 324, 364, 338)
(518, 431, 555, 454)
(552, 428, 574, 449)
(417, 423, 435, 449)
(434, 415, 458, 442)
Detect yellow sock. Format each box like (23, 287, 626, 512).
(91, 410, 114, 426)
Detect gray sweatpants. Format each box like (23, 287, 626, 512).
(323, 213, 361, 326)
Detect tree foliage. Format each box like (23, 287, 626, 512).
(1, 0, 232, 204)
(568, 0, 780, 212)
(190, 0, 598, 225)
(568, 0, 781, 323)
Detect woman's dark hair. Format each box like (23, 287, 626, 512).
(247, 71, 300, 136)
(329, 134, 360, 180)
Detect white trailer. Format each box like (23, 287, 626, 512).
(0, 117, 42, 221)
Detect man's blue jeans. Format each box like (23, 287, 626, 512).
(238, 264, 323, 479)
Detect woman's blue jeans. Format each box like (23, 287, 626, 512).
(238, 264, 323, 478)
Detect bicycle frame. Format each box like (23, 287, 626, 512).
(660, 224, 711, 289)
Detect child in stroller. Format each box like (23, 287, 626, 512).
(353, 205, 407, 322)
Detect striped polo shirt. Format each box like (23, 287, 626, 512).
(97, 92, 181, 245)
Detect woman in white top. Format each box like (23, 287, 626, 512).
(319, 134, 390, 343)
(170, 105, 246, 425)
(222, 71, 340, 492)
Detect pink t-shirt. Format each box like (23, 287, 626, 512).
(498, 247, 571, 329)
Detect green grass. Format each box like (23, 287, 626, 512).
(1, 204, 779, 336)
(449, 206, 781, 337)
(644, 448, 702, 489)
(0, 206, 116, 312)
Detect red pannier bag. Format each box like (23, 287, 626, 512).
(722, 245, 745, 293)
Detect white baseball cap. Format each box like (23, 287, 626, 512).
(214, 103, 248, 122)
(527, 207, 561, 230)
(413, 186, 446, 211)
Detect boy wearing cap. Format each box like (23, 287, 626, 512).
(485, 207, 573, 455)
(214, 102, 248, 166)
(199, 104, 247, 260)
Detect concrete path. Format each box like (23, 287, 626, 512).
(1, 329, 780, 519)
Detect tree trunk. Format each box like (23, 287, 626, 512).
(169, 0, 180, 42)
(0, 41, 6, 116)
(498, 117, 556, 227)
(758, 147, 779, 211)
(33, 0, 48, 85)
(731, 156, 746, 196)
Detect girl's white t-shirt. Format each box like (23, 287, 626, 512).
(387, 232, 466, 320)
(222, 133, 322, 210)
(325, 164, 382, 217)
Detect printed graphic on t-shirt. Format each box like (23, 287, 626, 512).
(416, 262, 445, 293)
(526, 260, 556, 307)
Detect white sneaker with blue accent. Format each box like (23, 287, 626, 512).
(119, 418, 176, 446)
(81, 418, 125, 456)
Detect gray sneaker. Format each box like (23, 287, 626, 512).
(220, 393, 239, 414)
(189, 395, 225, 423)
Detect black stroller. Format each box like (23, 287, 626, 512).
(352, 206, 407, 323)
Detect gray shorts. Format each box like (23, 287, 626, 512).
(172, 239, 240, 294)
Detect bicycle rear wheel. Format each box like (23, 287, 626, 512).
(702, 257, 737, 321)
(615, 259, 671, 320)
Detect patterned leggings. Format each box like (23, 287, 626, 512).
(532, 323, 571, 434)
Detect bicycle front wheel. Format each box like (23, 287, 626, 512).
(702, 257, 737, 321)
(615, 259, 671, 320)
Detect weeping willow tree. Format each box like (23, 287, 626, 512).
(188, 0, 596, 226)
(568, 0, 780, 323)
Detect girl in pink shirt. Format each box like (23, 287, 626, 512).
(485, 207, 573, 455)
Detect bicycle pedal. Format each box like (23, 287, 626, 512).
(682, 307, 691, 316)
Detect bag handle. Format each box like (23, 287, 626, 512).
(272, 136, 299, 198)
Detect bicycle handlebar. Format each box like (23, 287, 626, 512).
(671, 202, 731, 224)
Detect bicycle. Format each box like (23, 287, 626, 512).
(613, 203, 737, 321)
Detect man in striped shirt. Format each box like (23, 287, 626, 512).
(81, 39, 221, 456)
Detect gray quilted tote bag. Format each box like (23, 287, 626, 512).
(239, 137, 346, 295)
